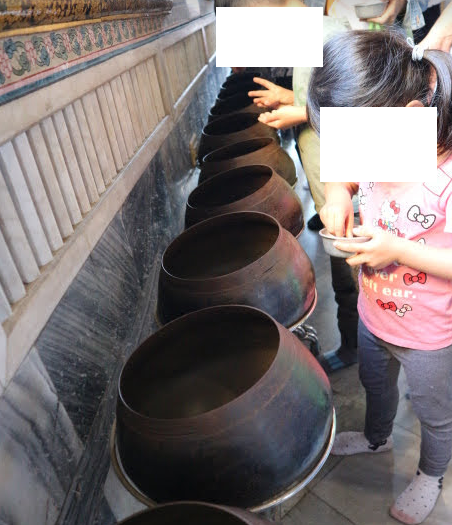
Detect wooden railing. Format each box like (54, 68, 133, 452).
(0, 13, 216, 389)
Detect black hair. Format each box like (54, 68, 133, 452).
(307, 29, 452, 155)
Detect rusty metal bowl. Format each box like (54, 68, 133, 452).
(199, 137, 296, 186)
(218, 81, 263, 100)
(116, 305, 334, 509)
(157, 211, 315, 328)
(222, 71, 261, 89)
(208, 94, 265, 122)
(198, 113, 278, 163)
(117, 501, 272, 524)
(185, 165, 304, 236)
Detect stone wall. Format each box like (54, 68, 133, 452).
(0, 1, 227, 522)
(0, 57, 227, 525)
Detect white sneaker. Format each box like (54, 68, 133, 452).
(389, 470, 443, 524)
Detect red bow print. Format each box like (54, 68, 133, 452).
(393, 228, 405, 238)
(390, 200, 400, 214)
(377, 219, 388, 231)
(403, 272, 427, 286)
(376, 299, 397, 311)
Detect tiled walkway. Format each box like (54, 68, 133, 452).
(285, 138, 452, 525)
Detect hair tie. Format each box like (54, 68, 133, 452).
(407, 37, 424, 61)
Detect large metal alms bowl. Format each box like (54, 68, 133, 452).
(118, 502, 273, 524)
(199, 137, 296, 186)
(222, 71, 261, 89)
(116, 306, 334, 509)
(208, 93, 265, 122)
(198, 113, 278, 163)
(218, 80, 263, 100)
(185, 165, 304, 237)
(157, 211, 315, 328)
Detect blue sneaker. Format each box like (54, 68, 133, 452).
(318, 348, 357, 374)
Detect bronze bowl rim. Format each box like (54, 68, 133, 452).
(115, 500, 273, 524)
(202, 112, 261, 138)
(187, 165, 303, 238)
(117, 304, 283, 426)
(217, 85, 263, 101)
(221, 71, 261, 88)
(216, 87, 260, 101)
(211, 92, 257, 110)
(160, 211, 282, 284)
(208, 102, 257, 119)
(187, 164, 275, 210)
(202, 137, 277, 164)
(153, 288, 318, 332)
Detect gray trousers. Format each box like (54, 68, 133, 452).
(358, 319, 452, 476)
(331, 256, 358, 353)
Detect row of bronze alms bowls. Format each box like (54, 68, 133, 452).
(115, 72, 333, 524)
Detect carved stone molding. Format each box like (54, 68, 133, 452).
(0, 1, 173, 35)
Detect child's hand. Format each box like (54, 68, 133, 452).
(258, 106, 307, 129)
(320, 187, 355, 238)
(419, 12, 452, 53)
(334, 226, 400, 269)
(249, 78, 294, 109)
(364, 0, 406, 25)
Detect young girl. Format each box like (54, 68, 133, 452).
(307, 29, 452, 524)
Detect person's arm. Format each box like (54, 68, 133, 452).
(420, 2, 452, 52)
(364, 0, 407, 25)
(257, 105, 306, 129)
(248, 78, 294, 109)
(335, 227, 452, 279)
(320, 182, 359, 238)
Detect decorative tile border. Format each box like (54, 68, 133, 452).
(0, 17, 166, 103)
(0, 1, 173, 33)
(0, 1, 214, 106)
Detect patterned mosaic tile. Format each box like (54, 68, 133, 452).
(0, 0, 213, 105)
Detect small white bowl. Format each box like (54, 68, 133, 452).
(319, 228, 371, 258)
(354, 2, 388, 19)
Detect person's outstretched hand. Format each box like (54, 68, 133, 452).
(258, 105, 307, 129)
(248, 77, 294, 109)
(421, 33, 452, 53)
(364, 0, 406, 25)
(419, 3, 452, 52)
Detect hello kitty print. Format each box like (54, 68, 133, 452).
(373, 199, 405, 237)
(357, 161, 452, 351)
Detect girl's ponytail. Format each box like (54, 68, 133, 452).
(423, 50, 452, 155)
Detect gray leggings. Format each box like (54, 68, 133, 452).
(358, 319, 452, 477)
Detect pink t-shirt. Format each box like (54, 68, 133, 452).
(357, 158, 452, 350)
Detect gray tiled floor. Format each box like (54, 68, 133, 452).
(283, 139, 452, 525)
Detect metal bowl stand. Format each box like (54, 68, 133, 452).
(288, 288, 321, 359)
(109, 408, 336, 522)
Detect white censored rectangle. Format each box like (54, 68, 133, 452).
(320, 107, 437, 183)
(216, 7, 323, 67)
